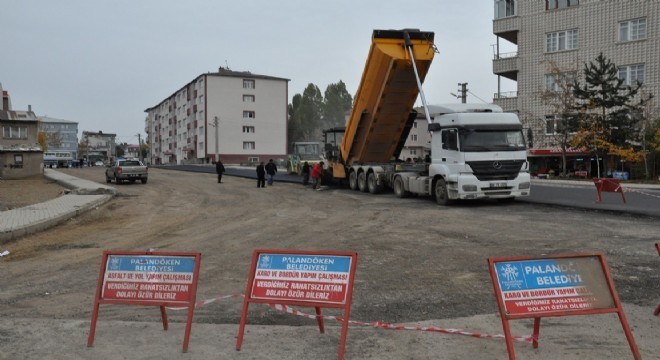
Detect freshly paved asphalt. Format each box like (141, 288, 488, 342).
(163, 164, 660, 218)
(1, 165, 658, 244)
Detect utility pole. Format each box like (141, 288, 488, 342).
(457, 83, 468, 104)
(137, 133, 142, 163)
(212, 116, 219, 163)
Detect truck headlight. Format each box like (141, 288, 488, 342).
(519, 182, 531, 190)
(462, 184, 477, 192)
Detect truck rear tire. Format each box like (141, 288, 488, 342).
(393, 176, 410, 198)
(434, 178, 451, 205)
(357, 172, 368, 192)
(349, 171, 358, 190)
(367, 173, 382, 194)
(141, 179, 148, 184)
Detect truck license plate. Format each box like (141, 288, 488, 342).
(490, 182, 507, 188)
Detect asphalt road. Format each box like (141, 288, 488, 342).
(157, 164, 660, 218)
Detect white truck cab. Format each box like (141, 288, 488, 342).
(422, 104, 531, 203)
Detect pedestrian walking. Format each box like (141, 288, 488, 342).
(311, 161, 324, 190)
(301, 161, 310, 186)
(265, 159, 278, 185)
(215, 160, 225, 183)
(256, 161, 266, 188)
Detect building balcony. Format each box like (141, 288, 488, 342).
(493, 52, 519, 81)
(493, 15, 519, 44)
(493, 91, 518, 112)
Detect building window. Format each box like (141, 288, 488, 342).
(410, 149, 417, 156)
(618, 64, 645, 86)
(544, 115, 576, 135)
(546, 29, 578, 52)
(546, 0, 578, 10)
(243, 141, 255, 150)
(13, 154, 23, 168)
(412, 122, 418, 128)
(494, 0, 516, 19)
(248, 156, 259, 163)
(243, 126, 255, 133)
(411, 134, 418, 142)
(243, 79, 255, 89)
(619, 18, 646, 42)
(243, 111, 256, 119)
(544, 72, 575, 92)
(2, 126, 28, 139)
(243, 94, 255, 102)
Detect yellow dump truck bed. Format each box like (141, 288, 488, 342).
(341, 29, 435, 165)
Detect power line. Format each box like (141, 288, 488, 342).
(467, 90, 489, 104)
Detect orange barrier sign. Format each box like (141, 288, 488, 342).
(488, 253, 640, 360)
(593, 178, 626, 203)
(87, 250, 201, 352)
(236, 249, 358, 360)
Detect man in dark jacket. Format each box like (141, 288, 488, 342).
(215, 160, 225, 183)
(301, 161, 310, 185)
(265, 159, 278, 185)
(256, 161, 266, 188)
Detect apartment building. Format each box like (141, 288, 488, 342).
(493, 0, 659, 175)
(399, 118, 431, 162)
(145, 67, 289, 165)
(81, 131, 116, 164)
(39, 116, 79, 167)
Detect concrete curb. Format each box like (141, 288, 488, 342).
(0, 169, 116, 243)
(0, 194, 112, 243)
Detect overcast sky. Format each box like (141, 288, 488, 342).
(1, 0, 515, 145)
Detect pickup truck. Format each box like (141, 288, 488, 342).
(105, 159, 148, 184)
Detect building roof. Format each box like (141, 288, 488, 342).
(82, 131, 117, 137)
(144, 67, 290, 112)
(0, 110, 38, 122)
(39, 116, 78, 124)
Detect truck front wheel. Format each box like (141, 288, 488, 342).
(349, 171, 358, 190)
(393, 176, 410, 198)
(434, 178, 451, 205)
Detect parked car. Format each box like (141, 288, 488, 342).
(105, 159, 148, 184)
(94, 160, 104, 166)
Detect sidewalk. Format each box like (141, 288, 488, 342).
(0, 169, 115, 243)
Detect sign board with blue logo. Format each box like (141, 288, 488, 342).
(88, 250, 202, 353)
(488, 253, 640, 360)
(237, 249, 358, 360)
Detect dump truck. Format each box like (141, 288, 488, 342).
(325, 29, 530, 204)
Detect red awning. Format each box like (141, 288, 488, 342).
(528, 147, 588, 156)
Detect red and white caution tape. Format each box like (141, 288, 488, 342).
(167, 293, 244, 311)
(267, 303, 535, 343)
(168, 294, 534, 343)
(624, 187, 660, 199)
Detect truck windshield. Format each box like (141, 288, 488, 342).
(460, 129, 526, 152)
(294, 144, 320, 160)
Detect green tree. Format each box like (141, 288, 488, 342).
(572, 53, 652, 177)
(292, 83, 323, 142)
(322, 80, 353, 129)
(287, 93, 303, 147)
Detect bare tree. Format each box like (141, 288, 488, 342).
(536, 60, 581, 176)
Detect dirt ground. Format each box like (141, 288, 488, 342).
(0, 167, 658, 360)
(0, 174, 66, 211)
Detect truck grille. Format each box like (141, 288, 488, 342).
(467, 160, 525, 181)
